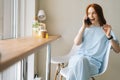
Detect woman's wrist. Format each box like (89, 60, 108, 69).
(79, 25, 85, 33)
(107, 35, 113, 40)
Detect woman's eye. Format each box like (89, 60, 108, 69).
(93, 12, 97, 15)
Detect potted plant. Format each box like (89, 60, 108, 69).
(32, 17, 40, 37)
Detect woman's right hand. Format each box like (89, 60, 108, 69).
(82, 16, 91, 28)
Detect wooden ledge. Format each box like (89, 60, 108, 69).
(0, 35, 61, 71)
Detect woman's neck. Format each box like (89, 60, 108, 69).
(92, 22, 100, 27)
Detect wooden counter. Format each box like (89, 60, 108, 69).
(0, 35, 61, 72)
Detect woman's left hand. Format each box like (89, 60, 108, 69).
(103, 24, 112, 37)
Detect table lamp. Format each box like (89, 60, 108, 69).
(38, 10, 46, 22)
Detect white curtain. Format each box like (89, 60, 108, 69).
(0, 0, 35, 80)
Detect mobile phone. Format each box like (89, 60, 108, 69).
(84, 17, 92, 25)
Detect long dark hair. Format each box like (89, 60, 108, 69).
(86, 3, 106, 26)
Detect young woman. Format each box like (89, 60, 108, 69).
(66, 3, 120, 80)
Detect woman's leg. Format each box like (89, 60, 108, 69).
(66, 55, 99, 80)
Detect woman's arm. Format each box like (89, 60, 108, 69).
(110, 39, 120, 53)
(103, 24, 120, 53)
(74, 25, 86, 45)
(74, 16, 89, 45)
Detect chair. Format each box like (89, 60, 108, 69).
(51, 43, 111, 80)
(51, 44, 79, 80)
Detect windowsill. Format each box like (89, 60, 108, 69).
(0, 35, 61, 71)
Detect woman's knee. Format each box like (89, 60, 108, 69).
(80, 56, 88, 61)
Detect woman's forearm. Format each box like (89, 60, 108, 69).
(74, 25, 85, 45)
(110, 39, 120, 53)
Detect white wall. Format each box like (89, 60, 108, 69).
(38, 0, 120, 80)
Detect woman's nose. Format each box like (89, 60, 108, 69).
(89, 14, 93, 19)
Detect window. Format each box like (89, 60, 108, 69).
(0, 0, 36, 80)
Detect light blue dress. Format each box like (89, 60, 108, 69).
(66, 26, 117, 80)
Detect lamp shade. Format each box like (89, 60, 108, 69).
(38, 10, 46, 21)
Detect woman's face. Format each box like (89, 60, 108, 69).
(88, 7, 99, 26)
